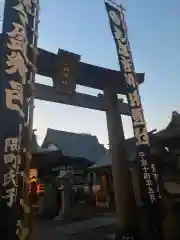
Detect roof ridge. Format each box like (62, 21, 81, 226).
(46, 128, 98, 138)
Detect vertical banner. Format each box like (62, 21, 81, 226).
(105, 0, 163, 238)
(0, 1, 38, 239)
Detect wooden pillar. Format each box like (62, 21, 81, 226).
(104, 88, 136, 236)
(130, 167, 143, 207)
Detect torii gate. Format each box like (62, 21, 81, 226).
(0, 0, 162, 240)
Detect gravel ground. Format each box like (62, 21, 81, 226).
(32, 214, 115, 240)
(64, 224, 116, 240)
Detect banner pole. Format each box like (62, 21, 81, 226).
(21, 1, 40, 239)
(104, 1, 164, 239)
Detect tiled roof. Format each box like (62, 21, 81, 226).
(90, 130, 157, 169)
(89, 137, 136, 169)
(41, 128, 107, 163)
(155, 111, 180, 140)
(30, 133, 55, 153)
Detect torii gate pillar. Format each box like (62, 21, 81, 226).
(104, 88, 137, 237)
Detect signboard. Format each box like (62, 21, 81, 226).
(105, 1, 163, 238)
(53, 48, 80, 95)
(0, 0, 37, 239)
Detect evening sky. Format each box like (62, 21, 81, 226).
(2, 0, 179, 147)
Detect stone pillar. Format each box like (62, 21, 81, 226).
(104, 88, 136, 236)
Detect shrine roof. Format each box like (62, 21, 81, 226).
(30, 133, 54, 154)
(89, 137, 136, 170)
(90, 130, 156, 170)
(31, 154, 92, 169)
(41, 128, 107, 163)
(154, 111, 180, 142)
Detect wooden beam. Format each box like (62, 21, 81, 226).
(0, 35, 145, 93)
(34, 83, 130, 115)
(36, 48, 144, 94)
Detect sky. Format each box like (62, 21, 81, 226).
(2, 0, 180, 147)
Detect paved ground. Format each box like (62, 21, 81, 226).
(32, 213, 115, 240)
